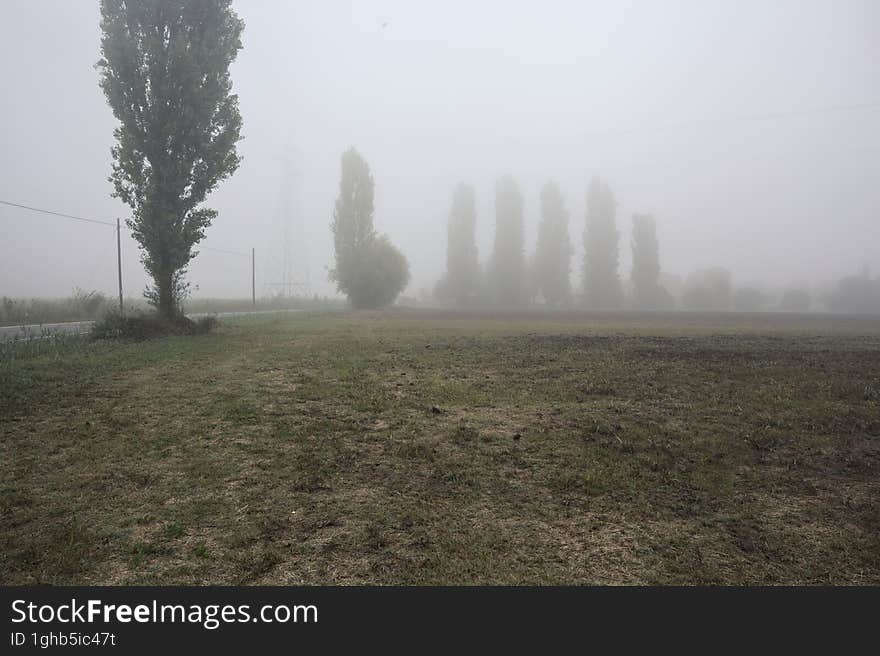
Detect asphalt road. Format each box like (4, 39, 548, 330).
(0, 320, 95, 342)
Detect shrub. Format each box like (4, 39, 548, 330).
(91, 310, 217, 340)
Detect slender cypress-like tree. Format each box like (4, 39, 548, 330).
(488, 175, 527, 306)
(438, 183, 480, 306)
(331, 147, 376, 274)
(631, 213, 672, 309)
(533, 181, 572, 307)
(582, 177, 622, 308)
(97, 0, 244, 318)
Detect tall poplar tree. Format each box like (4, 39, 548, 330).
(488, 175, 527, 306)
(438, 183, 480, 306)
(583, 177, 622, 308)
(631, 213, 672, 309)
(533, 181, 572, 307)
(97, 0, 244, 318)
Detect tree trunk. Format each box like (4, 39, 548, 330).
(156, 269, 177, 320)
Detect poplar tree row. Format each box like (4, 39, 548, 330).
(436, 177, 672, 309)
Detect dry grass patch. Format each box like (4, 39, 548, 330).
(2, 310, 879, 584)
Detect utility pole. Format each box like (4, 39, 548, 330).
(116, 218, 124, 312)
(252, 247, 256, 307)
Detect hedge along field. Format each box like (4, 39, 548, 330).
(1, 309, 879, 584)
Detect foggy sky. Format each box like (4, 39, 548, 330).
(1, 0, 878, 300)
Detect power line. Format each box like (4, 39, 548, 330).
(585, 100, 880, 138)
(199, 245, 249, 257)
(0, 198, 249, 256)
(0, 199, 116, 227)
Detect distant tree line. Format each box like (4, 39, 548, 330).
(430, 176, 880, 315)
(324, 158, 878, 314)
(434, 176, 673, 310)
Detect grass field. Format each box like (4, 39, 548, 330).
(1, 309, 879, 584)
